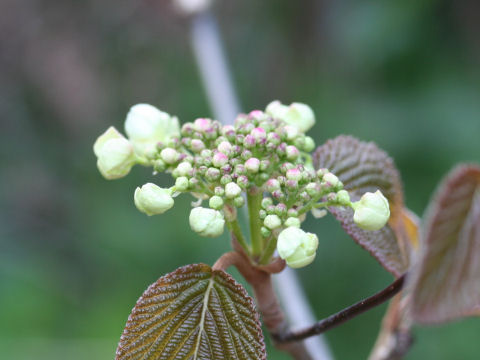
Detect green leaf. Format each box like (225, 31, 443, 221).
(313, 135, 410, 276)
(116, 263, 266, 360)
(408, 165, 480, 324)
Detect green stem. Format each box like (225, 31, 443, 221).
(226, 219, 251, 255)
(259, 235, 277, 265)
(247, 186, 263, 257)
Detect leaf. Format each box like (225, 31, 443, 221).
(313, 135, 410, 277)
(407, 165, 480, 324)
(116, 263, 266, 360)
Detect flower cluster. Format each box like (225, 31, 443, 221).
(94, 101, 391, 269)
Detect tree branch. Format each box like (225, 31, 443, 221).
(273, 274, 406, 343)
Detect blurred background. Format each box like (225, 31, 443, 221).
(1, 0, 479, 359)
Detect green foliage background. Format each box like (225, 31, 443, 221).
(0, 0, 479, 358)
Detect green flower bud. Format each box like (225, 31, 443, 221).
(94, 127, 136, 180)
(261, 197, 273, 209)
(175, 176, 189, 191)
(284, 217, 301, 228)
(323, 172, 340, 188)
(261, 226, 272, 238)
(134, 183, 174, 216)
(209, 195, 224, 210)
(336, 190, 351, 205)
(264, 214, 282, 230)
(124, 104, 180, 157)
(214, 186, 225, 196)
(352, 190, 390, 231)
(189, 207, 225, 237)
(233, 196, 245, 208)
(303, 136, 315, 152)
(277, 227, 319, 268)
(153, 159, 166, 172)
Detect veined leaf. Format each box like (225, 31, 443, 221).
(116, 264, 266, 360)
(408, 165, 480, 324)
(313, 135, 410, 277)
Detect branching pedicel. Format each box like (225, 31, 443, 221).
(94, 101, 480, 360)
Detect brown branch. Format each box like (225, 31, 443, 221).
(274, 274, 406, 343)
(215, 237, 313, 359)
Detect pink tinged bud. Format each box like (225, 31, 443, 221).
(217, 141, 233, 155)
(193, 118, 212, 132)
(283, 125, 298, 140)
(160, 147, 178, 164)
(249, 110, 264, 120)
(191, 139, 205, 153)
(286, 168, 302, 181)
(212, 152, 229, 167)
(222, 125, 235, 135)
(266, 178, 281, 192)
(243, 134, 256, 148)
(245, 157, 261, 173)
(286, 145, 300, 160)
(236, 175, 249, 189)
(251, 127, 267, 142)
(323, 172, 340, 187)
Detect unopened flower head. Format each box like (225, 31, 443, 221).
(266, 100, 315, 133)
(277, 227, 319, 268)
(94, 127, 136, 180)
(189, 207, 225, 237)
(125, 104, 180, 157)
(134, 183, 174, 216)
(352, 190, 390, 231)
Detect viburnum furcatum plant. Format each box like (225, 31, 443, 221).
(94, 101, 480, 360)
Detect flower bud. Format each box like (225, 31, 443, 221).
(286, 168, 302, 181)
(266, 178, 281, 193)
(277, 227, 319, 269)
(245, 158, 260, 173)
(193, 118, 212, 132)
(251, 127, 266, 142)
(189, 207, 225, 237)
(323, 172, 340, 188)
(176, 162, 192, 177)
(236, 175, 249, 189)
(233, 196, 245, 208)
(284, 217, 301, 228)
(217, 141, 233, 156)
(303, 136, 315, 152)
(209, 195, 224, 210)
(134, 183, 174, 216)
(336, 190, 351, 205)
(191, 139, 205, 153)
(175, 176, 189, 191)
(206, 167, 221, 181)
(283, 125, 299, 140)
(352, 190, 390, 231)
(283, 103, 315, 132)
(264, 214, 281, 230)
(212, 152, 228, 167)
(225, 182, 242, 198)
(125, 104, 180, 156)
(286, 145, 300, 160)
(94, 128, 136, 180)
(160, 148, 178, 164)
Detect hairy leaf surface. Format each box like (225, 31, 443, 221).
(313, 135, 409, 276)
(408, 165, 480, 324)
(116, 264, 266, 360)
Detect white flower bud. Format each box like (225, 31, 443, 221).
(189, 207, 225, 237)
(94, 127, 135, 180)
(283, 102, 315, 133)
(217, 141, 233, 155)
(245, 158, 260, 173)
(225, 182, 242, 198)
(336, 190, 351, 205)
(352, 190, 390, 231)
(134, 183, 174, 216)
(212, 152, 228, 167)
(176, 161, 192, 176)
(160, 148, 178, 164)
(266, 100, 315, 133)
(125, 104, 180, 156)
(277, 227, 319, 269)
(264, 214, 281, 230)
